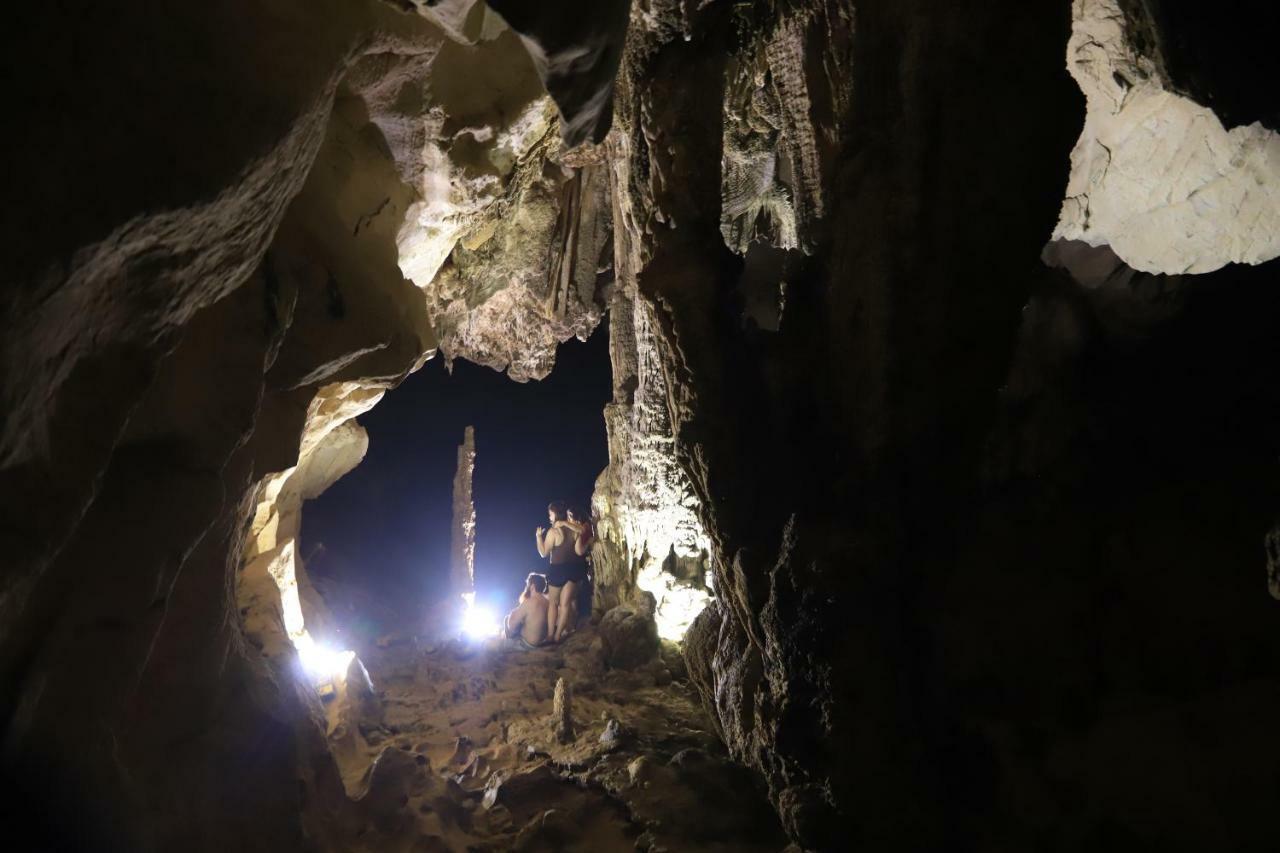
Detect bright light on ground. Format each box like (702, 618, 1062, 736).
(295, 631, 356, 687)
(460, 592, 500, 640)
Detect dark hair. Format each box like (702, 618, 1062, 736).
(547, 501, 567, 522)
(521, 573, 548, 603)
(567, 505, 585, 521)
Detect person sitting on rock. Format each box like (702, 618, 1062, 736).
(504, 573, 550, 650)
(535, 500, 587, 643)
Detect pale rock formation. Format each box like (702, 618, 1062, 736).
(721, 0, 851, 255)
(450, 425, 477, 601)
(380, 14, 613, 382)
(592, 288, 713, 639)
(588, 145, 714, 638)
(1053, 0, 1280, 274)
(241, 384, 383, 663)
(552, 676, 574, 744)
(406, 0, 630, 147)
(425, 142, 612, 381)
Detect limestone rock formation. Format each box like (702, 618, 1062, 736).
(552, 676, 575, 744)
(0, 2, 636, 849)
(589, 255, 714, 639)
(7, 1, 1280, 851)
(1051, 0, 1280, 274)
(450, 426, 477, 602)
(608, 1, 1280, 848)
(378, 10, 614, 382)
(424, 146, 612, 382)
(598, 598, 660, 671)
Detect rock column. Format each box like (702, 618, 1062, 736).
(450, 426, 477, 604)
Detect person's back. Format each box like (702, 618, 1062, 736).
(505, 573, 551, 649)
(519, 593, 549, 646)
(546, 523, 576, 564)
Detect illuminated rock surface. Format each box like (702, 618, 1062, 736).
(450, 426, 477, 602)
(316, 625, 785, 852)
(4, 0, 1280, 850)
(1052, 0, 1280, 274)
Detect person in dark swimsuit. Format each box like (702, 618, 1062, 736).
(534, 501, 586, 642)
(566, 506, 596, 623)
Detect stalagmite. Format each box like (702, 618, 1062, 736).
(450, 425, 477, 605)
(552, 676, 574, 744)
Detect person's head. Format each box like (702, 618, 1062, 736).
(567, 506, 584, 523)
(521, 573, 548, 602)
(547, 501, 567, 523)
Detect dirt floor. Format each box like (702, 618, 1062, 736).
(320, 620, 789, 852)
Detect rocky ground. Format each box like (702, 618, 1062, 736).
(321, 620, 788, 852)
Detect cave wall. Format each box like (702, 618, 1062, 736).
(4, 0, 1279, 850)
(0, 1, 621, 849)
(595, 0, 1280, 850)
(590, 257, 714, 633)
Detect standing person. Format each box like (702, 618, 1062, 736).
(504, 573, 550, 650)
(534, 500, 586, 643)
(566, 506, 596, 623)
(566, 506, 596, 557)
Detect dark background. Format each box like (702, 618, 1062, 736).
(301, 324, 612, 623)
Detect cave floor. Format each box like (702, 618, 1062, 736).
(326, 623, 788, 852)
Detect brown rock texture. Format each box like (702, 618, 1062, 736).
(5, 1, 1280, 851)
(329, 622, 787, 852)
(603, 1, 1280, 849)
(0, 2, 630, 849)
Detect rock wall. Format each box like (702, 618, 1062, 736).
(590, 260, 713, 636)
(5, 1, 1280, 851)
(607, 0, 1280, 849)
(0, 2, 623, 849)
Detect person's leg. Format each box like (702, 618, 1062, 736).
(546, 585, 561, 643)
(556, 581, 577, 641)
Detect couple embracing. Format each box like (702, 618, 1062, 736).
(533, 500, 593, 644)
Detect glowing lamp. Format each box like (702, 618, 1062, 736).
(295, 632, 356, 688)
(460, 591, 500, 640)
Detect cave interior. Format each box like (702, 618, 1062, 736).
(3, 0, 1280, 851)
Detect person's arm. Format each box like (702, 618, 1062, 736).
(535, 526, 548, 557)
(574, 523, 595, 556)
(505, 604, 525, 638)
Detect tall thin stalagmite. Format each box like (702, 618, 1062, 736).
(450, 426, 476, 605)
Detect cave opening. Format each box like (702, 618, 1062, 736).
(298, 325, 613, 649)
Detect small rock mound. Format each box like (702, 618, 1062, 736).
(598, 604, 659, 670)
